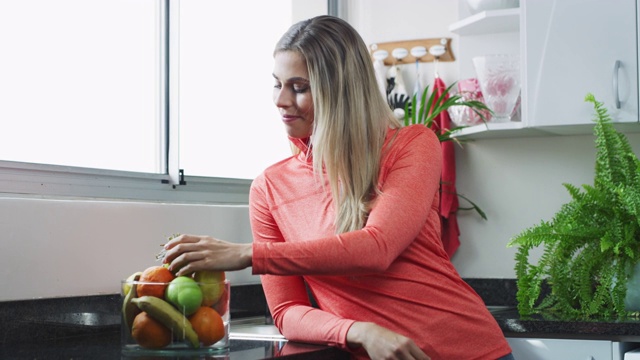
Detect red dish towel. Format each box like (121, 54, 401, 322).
(430, 77, 460, 258)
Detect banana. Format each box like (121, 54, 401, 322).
(121, 272, 142, 336)
(132, 296, 200, 348)
(122, 271, 143, 295)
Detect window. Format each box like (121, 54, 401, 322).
(0, 0, 328, 202)
(178, 0, 294, 180)
(0, 0, 160, 173)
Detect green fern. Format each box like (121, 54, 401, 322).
(507, 93, 640, 320)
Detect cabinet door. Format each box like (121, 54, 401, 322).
(523, 0, 638, 127)
(507, 338, 612, 360)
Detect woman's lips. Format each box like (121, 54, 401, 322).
(282, 114, 300, 123)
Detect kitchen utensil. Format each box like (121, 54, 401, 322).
(411, 46, 427, 113)
(372, 49, 389, 98)
(387, 48, 410, 119)
(447, 78, 492, 126)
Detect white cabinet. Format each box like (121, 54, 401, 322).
(507, 338, 639, 360)
(523, 0, 638, 128)
(450, 0, 640, 138)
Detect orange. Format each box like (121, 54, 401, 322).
(137, 265, 175, 299)
(189, 306, 225, 346)
(131, 311, 172, 349)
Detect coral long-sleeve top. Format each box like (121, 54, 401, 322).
(250, 124, 511, 360)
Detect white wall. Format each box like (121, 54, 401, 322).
(348, 0, 461, 98)
(452, 133, 640, 277)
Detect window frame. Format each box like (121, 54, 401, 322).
(0, 160, 252, 204)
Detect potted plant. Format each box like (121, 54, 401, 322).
(400, 83, 492, 220)
(507, 94, 640, 320)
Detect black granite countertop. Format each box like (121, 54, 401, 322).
(4, 279, 640, 359)
(471, 279, 640, 341)
(0, 285, 350, 360)
(1, 332, 349, 359)
(491, 307, 640, 341)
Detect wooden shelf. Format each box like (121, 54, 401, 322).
(449, 8, 520, 36)
(369, 38, 455, 65)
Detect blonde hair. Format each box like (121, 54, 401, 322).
(275, 16, 401, 233)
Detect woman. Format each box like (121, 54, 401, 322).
(163, 15, 513, 360)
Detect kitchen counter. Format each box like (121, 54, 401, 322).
(0, 310, 349, 359)
(468, 280, 640, 341)
(0, 286, 350, 359)
(491, 306, 640, 342)
(5, 280, 640, 359)
(1, 331, 350, 359)
(6, 309, 640, 359)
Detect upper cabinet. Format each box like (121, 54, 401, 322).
(450, 0, 640, 138)
(524, 0, 638, 127)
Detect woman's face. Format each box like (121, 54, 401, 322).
(272, 51, 314, 139)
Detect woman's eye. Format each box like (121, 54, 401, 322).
(293, 85, 309, 94)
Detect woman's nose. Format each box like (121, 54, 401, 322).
(273, 88, 292, 108)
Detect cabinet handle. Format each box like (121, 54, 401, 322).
(613, 60, 621, 109)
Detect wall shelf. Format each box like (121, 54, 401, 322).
(452, 121, 640, 140)
(449, 8, 520, 36)
(451, 122, 547, 139)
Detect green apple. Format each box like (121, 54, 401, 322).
(193, 271, 226, 307)
(165, 276, 203, 316)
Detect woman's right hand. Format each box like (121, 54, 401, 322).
(346, 322, 431, 360)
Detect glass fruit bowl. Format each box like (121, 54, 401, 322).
(120, 268, 230, 356)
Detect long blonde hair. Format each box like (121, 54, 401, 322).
(275, 16, 401, 233)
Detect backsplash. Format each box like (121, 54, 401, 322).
(0, 197, 259, 302)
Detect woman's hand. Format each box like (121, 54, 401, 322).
(346, 322, 431, 360)
(162, 234, 252, 276)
